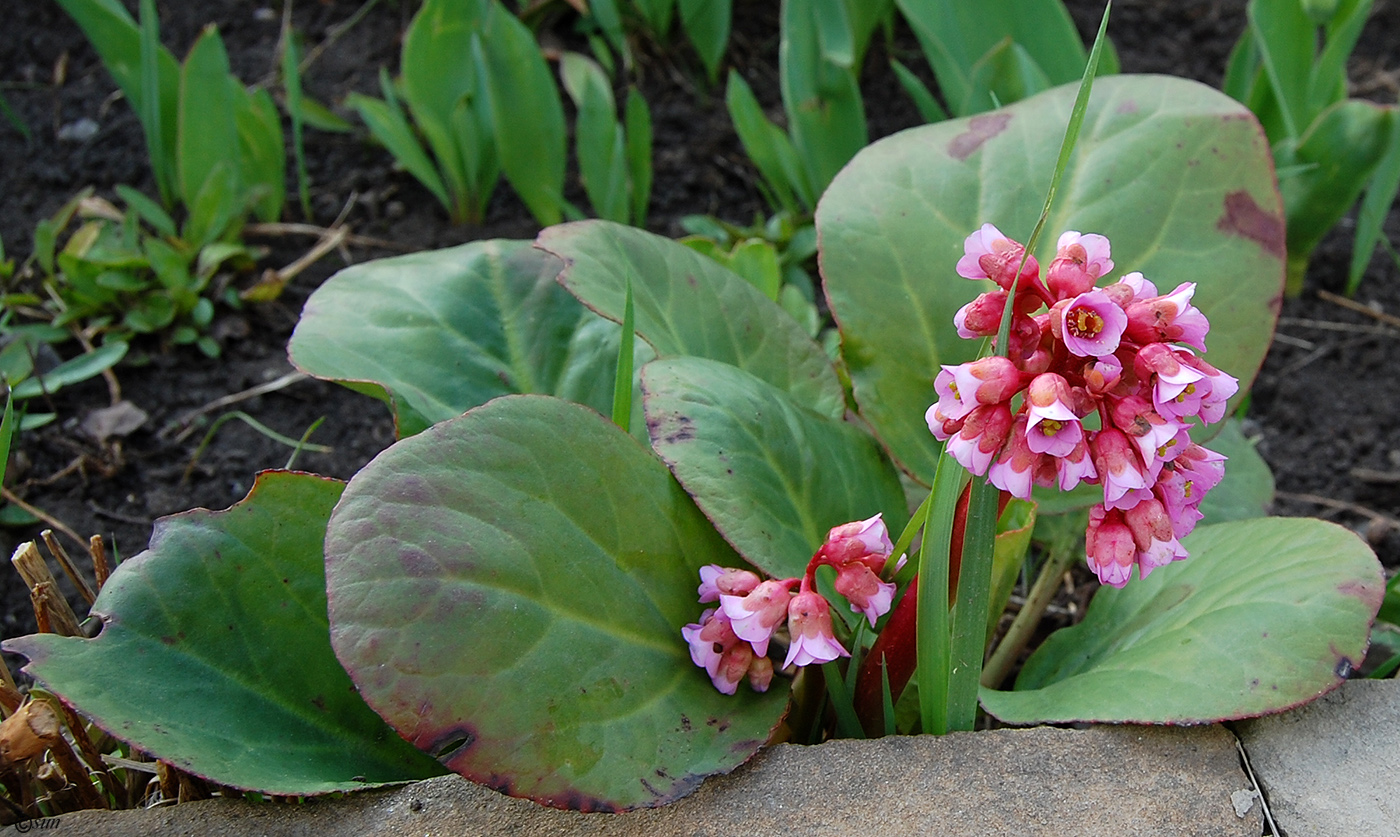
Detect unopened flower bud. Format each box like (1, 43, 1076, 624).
(833, 563, 896, 627)
(1086, 505, 1136, 588)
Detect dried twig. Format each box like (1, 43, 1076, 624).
(0, 488, 86, 552)
(1277, 316, 1400, 338)
(39, 531, 95, 606)
(243, 222, 411, 252)
(1316, 288, 1400, 329)
(11, 543, 84, 637)
(161, 371, 309, 442)
(89, 535, 109, 593)
(1352, 468, 1400, 485)
(1274, 491, 1400, 532)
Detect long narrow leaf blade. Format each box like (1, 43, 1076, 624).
(610, 277, 635, 428)
(1349, 110, 1400, 294)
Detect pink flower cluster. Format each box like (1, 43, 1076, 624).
(927, 224, 1235, 587)
(682, 515, 898, 694)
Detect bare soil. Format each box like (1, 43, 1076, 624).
(1, 0, 1398, 647)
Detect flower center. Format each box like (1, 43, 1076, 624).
(1038, 419, 1063, 436)
(1067, 307, 1104, 339)
(1173, 383, 1197, 403)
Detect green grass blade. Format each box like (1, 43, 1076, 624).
(725, 70, 802, 212)
(177, 26, 240, 212)
(610, 276, 635, 429)
(946, 478, 1000, 729)
(116, 184, 176, 237)
(916, 447, 966, 735)
(138, 0, 174, 205)
(890, 58, 947, 123)
(281, 6, 313, 219)
(625, 88, 653, 226)
(1019, 1, 1112, 263)
(0, 396, 14, 489)
(1348, 109, 1400, 294)
(348, 84, 451, 215)
(880, 655, 897, 736)
(821, 660, 865, 738)
(0, 93, 31, 141)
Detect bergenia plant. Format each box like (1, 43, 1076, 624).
(6, 60, 1384, 821)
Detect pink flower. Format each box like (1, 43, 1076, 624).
(1024, 373, 1083, 457)
(1124, 282, 1210, 351)
(1123, 496, 1189, 579)
(1091, 427, 1152, 507)
(697, 565, 760, 603)
(1046, 231, 1113, 299)
(1055, 437, 1098, 491)
(946, 403, 1014, 476)
(1116, 271, 1157, 300)
(784, 589, 849, 668)
(1086, 505, 1136, 588)
(683, 608, 762, 694)
(956, 224, 1041, 290)
(988, 415, 1042, 500)
(1107, 394, 1187, 471)
(833, 563, 897, 627)
(954, 291, 1008, 338)
(1056, 289, 1128, 357)
(1176, 353, 1239, 424)
(1085, 356, 1123, 395)
(720, 579, 795, 657)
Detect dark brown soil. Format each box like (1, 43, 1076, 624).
(1, 0, 1397, 646)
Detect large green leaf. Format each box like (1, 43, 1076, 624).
(177, 27, 240, 212)
(289, 239, 647, 437)
(641, 356, 907, 580)
(818, 75, 1285, 483)
(894, 0, 1089, 117)
(539, 220, 844, 420)
(779, 0, 866, 198)
(325, 395, 787, 811)
(4, 472, 445, 793)
(478, 1, 566, 225)
(400, 0, 491, 210)
(1279, 99, 1393, 276)
(980, 517, 1382, 724)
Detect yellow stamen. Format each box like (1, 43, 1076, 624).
(1067, 308, 1104, 339)
(1038, 419, 1063, 436)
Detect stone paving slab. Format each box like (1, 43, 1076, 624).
(22, 723, 1258, 837)
(1234, 678, 1400, 837)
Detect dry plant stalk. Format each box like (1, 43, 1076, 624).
(90, 535, 110, 592)
(40, 530, 96, 605)
(11, 542, 85, 637)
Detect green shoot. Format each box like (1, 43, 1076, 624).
(610, 276, 636, 430)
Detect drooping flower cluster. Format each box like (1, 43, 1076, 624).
(681, 514, 898, 694)
(927, 225, 1233, 587)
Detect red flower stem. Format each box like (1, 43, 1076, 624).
(852, 485, 1009, 736)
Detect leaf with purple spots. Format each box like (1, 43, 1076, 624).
(325, 395, 789, 811)
(819, 75, 1285, 484)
